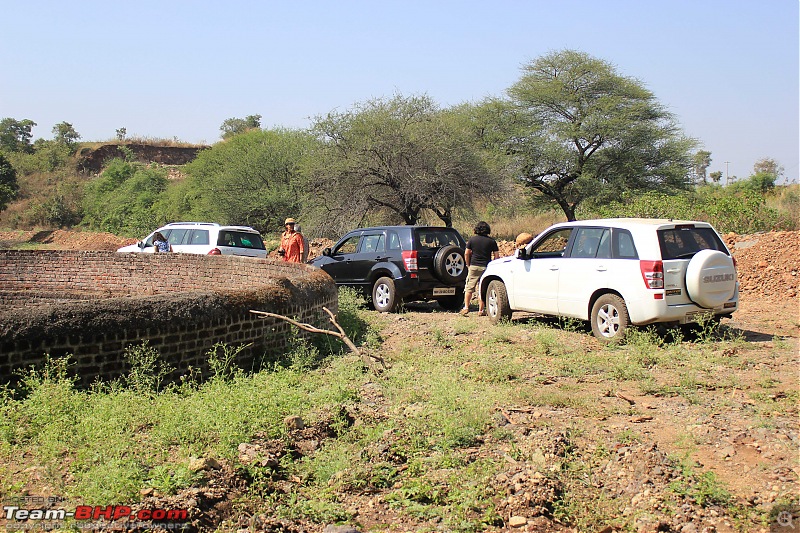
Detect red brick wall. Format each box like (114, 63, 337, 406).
(0, 251, 338, 387)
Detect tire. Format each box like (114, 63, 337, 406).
(372, 276, 398, 312)
(685, 249, 737, 309)
(433, 245, 467, 284)
(437, 288, 465, 311)
(591, 294, 630, 342)
(486, 280, 512, 324)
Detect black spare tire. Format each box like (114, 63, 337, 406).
(433, 245, 467, 284)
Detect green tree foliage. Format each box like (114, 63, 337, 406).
(503, 49, 696, 221)
(0, 153, 19, 212)
(183, 128, 312, 232)
(307, 93, 497, 229)
(220, 114, 262, 139)
(52, 122, 81, 149)
(0, 118, 36, 154)
(82, 159, 169, 236)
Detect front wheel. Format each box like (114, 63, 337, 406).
(486, 280, 512, 324)
(591, 294, 630, 342)
(372, 277, 398, 312)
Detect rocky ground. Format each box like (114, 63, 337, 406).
(0, 229, 797, 532)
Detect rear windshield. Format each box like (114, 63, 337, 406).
(217, 230, 266, 250)
(414, 229, 464, 249)
(657, 227, 727, 259)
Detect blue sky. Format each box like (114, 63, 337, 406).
(2, 0, 798, 182)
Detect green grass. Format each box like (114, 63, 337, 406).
(1, 288, 795, 532)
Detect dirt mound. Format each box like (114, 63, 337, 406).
(724, 231, 799, 299)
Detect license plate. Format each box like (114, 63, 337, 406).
(685, 311, 712, 322)
(433, 287, 456, 296)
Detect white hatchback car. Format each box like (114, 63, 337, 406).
(117, 222, 268, 258)
(479, 218, 739, 341)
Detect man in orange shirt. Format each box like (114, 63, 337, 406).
(278, 218, 305, 263)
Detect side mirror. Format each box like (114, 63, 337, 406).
(138, 241, 146, 249)
(322, 247, 332, 257)
(516, 248, 528, 260)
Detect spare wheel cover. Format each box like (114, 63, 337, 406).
(685, 249, 736, 309)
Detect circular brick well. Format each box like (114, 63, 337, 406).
(0, 251, 338, 387)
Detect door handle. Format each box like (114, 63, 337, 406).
(549, 264, 559, 271)
(596, 265, 607, 272)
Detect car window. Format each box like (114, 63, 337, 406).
(571, 228, 608, 258)
(596, 230, 611, 259)
(167, 228, 190, 245)
(387, 231, 402, 251)
(236, 232, 264, 250)
(334, 235, 361, 255)
(361, 234, 385, 253)
(415, 229, 462, 248)
(188, 229, 210, 245)
(657, 227, 726, 259)
(531, 229, 572, 257)
(615, 230, 638, 259)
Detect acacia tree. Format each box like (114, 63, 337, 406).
(504, 50, 696, 221)
(307, 94, 497, 229)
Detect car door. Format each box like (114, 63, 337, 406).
(320, 232, 363, 285)
(167, 228, 192, 253)
(355, 232, 388, 279)
(557, 226, 611, 319)
(511, 228, 573, 314)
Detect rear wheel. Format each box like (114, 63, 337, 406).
(486, 280, 512, 324)
(372, 277, 398, 312)
(591, 294, 629, 342)
(433, 245, 467, 283)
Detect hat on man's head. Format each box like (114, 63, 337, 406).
(284, 218, 296, 225)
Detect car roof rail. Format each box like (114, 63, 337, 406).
(165, 222, 219, 227)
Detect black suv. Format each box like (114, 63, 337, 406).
(309, 226, 468, 312)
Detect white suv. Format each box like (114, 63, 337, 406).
(479, 218, 739, 341)
(117, 222, 268, 258)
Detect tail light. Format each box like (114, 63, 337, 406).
(640, 260, 664, 289)
(207, 248, 222, 255)
(402, 250, 418, 272)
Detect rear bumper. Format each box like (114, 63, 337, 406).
(394, 276, 464, 300)
(627, 287, 739, 325)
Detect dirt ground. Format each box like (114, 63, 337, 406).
(0, 229, 797, 532)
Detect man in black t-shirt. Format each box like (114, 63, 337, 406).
(460, 221, 499, 316)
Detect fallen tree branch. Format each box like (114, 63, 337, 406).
(249, 307, 386, 373)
